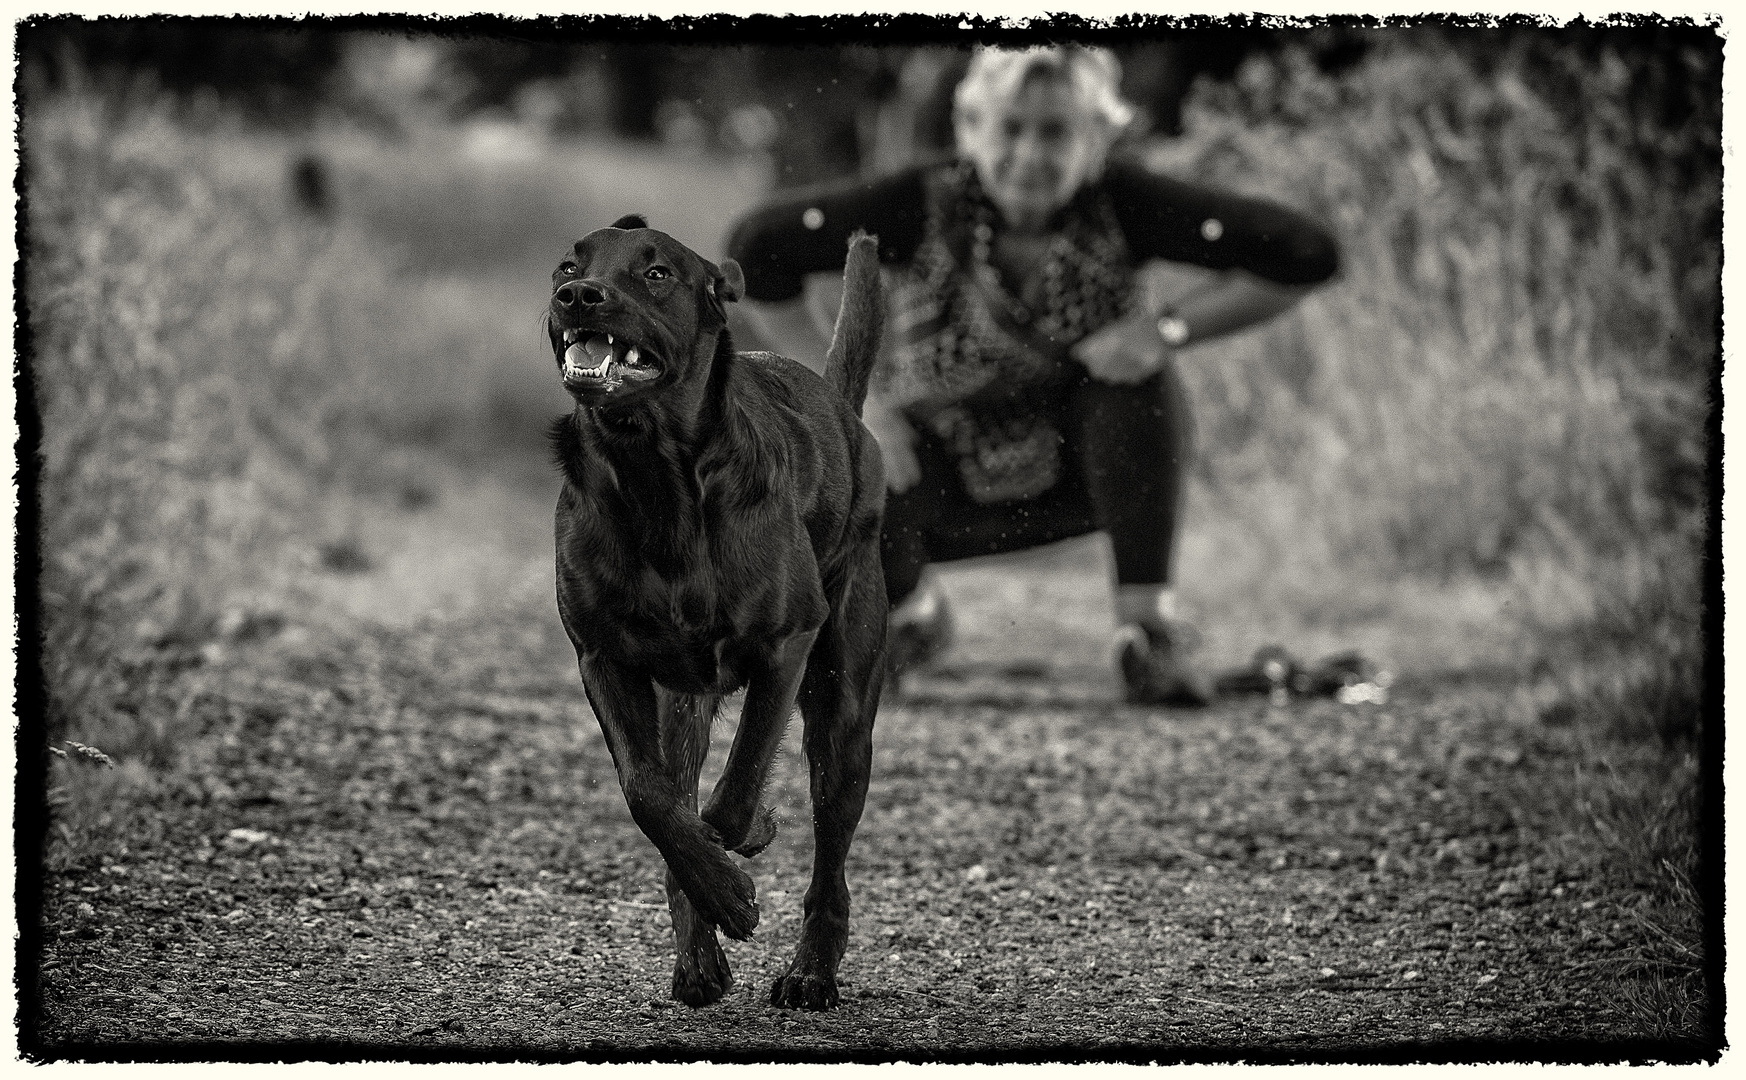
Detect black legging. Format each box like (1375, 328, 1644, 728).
(881, 360, 1195, 607)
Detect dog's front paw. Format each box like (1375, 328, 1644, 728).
(770, 969, 840, 1011)
(732, 806, 777, 857)
(702, 803, 778, 858)
(672, 936, 734, 1007)
(685, 857, 760, 941)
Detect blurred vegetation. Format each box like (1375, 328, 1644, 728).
(22, 21, 1717, 739)
(20, 18, 347, 124)
(22, 84, 465, 753)
(1157, 29, 1713, 711)
(1169, 27, 1716, 569)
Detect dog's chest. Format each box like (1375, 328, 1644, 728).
(569, 571, 790, 694)
(556, 496, 825, 691)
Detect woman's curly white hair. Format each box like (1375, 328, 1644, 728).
(952, 45, 1138, 133)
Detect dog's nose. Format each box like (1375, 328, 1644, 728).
(554, 279, 610, 309)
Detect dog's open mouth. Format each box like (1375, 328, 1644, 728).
(558, 329, 661, 391)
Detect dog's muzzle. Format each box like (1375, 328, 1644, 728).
(556, 328, 662, 393)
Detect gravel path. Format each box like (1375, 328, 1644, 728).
(28, 467, 1695, 1061)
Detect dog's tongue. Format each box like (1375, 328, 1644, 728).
(562, 334, 616, 376)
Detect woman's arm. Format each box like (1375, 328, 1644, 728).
(1103, 160, 1341, 286)
(725, 169, 934, 490)
(1073, 162, 1339, 384)
(725, 168, 931, 303)
(1167, 269, 1315, 342)
(1073, 268, 1313, 384)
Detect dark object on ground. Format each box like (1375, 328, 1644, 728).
(1118, 620, 1214, 707)
(290, 152, 331, 217)
(1214, 644, 1299, 699)
(546, 220, 888, 1010)
(1215, 646, 1389, 702)
(317, 537, 371, 574)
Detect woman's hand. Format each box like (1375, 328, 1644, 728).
(1072, 310, 1170, 385)
(1073, 270, 1318, 383)
(862, 393, 922, 493)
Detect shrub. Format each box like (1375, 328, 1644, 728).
(23, 83, 461, 750)
(1154, 27, 1717, 580)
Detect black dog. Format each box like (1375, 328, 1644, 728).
(546, 216, 887, 1009)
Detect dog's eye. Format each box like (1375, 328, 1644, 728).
(644, 266, 671, 281)
(558, 262, 579, 276)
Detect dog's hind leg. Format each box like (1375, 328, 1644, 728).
(701, 629, 817, 857)
(771, 557, 886, 1010)
(658, 690, 734, 1006)
(578, 657, 760, 940)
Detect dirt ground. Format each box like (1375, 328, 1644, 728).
(25, 455, 1701, 1063)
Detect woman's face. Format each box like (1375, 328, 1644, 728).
(956, 74, 1109, 232)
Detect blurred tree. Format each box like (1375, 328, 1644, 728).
(440, 36, 579, 117)
(18, 17, 346, 124)
(858, 30, 1370, 176)
(1173, 23, 1718, 566)
(628, 45, 904, 187)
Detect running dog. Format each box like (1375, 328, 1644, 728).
(546, 217, 886, 1009)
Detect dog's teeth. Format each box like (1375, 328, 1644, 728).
(563, 329, 578, 344)
(624, 345, 640, 367)
(606, 333, 614, 345)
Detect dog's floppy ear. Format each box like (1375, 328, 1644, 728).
(611, 213, 648, 230)
(715, 258, 745, 306)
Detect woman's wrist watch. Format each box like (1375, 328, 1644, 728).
(1155, 310, 1191, 348)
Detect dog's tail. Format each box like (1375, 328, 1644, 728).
(821, 230, 885, 417)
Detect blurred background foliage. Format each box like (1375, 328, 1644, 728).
(19, 17, 1717, 752)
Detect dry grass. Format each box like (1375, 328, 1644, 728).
(1153, 31, 1714, 587)
(24, 86, 499, 759)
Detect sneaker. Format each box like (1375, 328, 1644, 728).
(1118, 621, 1214, 707)
(885, 593, 954, 682)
